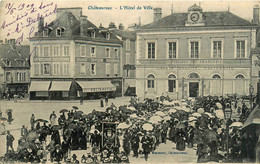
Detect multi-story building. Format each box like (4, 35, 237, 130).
(136, 4, 259, 100)
(29, 7, 123, 100)
(0, 39, 30, 98)
(110, 23, 136, 96)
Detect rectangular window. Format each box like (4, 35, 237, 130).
(126, 39, 130, 51)
(114, 49, 118, 58)
(80, 63, 86, 75)
(168, 42, 177, 59)
(80, 45, 86, 57)
(53, 46, 60, 56)
(147, 80, 154, 88)
(236, 40, 245, 58)
(43, 29, 49, 37)
(63, 63, 70, 75)
(41, 63, 50, 75)
(15, 72, 18, 81)
(53, 63, 60, 75)
(63, 46, 70, 56)
(90, 47, 96, 57)
(106, 63, 110, 75)
(34, 64, 39, 76)
(114, 63, 118, 75)
(213, 41, 222, 58)
(43, 46, 50, 57)
(34, 46, 39, 57)
(6, 72, 12, 81)
(190, 41, 199, 58)
(90, 63, 96, 75)
(147, 42, 155, 59)
(168, 80, 176, 92)
(105, 48, 110, 58)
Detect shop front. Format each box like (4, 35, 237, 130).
(77, 81, 117, 100)
(49, 81, 72, 100)
(29, 81, 51, 100)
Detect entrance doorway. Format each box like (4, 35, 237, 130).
(189, 82, 199, 97)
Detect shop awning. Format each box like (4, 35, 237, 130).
(29, 81, 51, 92)
(77, 81, 116, 93)
(49, 81, 72, 91)
(126, 79, 136, 87)
(242, 105, 260, 129)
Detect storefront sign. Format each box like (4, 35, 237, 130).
(83, 87, 116, 92)
(75, 57, 119, 63)
(33, 58, 69, 62)
(52, 58, 70, 62)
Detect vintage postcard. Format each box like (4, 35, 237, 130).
(0, 0, 260, 163)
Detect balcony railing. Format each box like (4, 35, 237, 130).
(138, 58, 251, 67)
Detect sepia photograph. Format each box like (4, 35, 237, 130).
(0, 0, 260, 163)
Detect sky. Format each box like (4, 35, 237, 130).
(0, 0, 259, 45)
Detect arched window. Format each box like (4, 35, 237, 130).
(147, 74, 155, 88)
(168, 74, 176, 92)
(56, 27, 65, 37)
(212, 74, 221, 79)
(235, 74, 245, 79)
(188, 73, 200, 79)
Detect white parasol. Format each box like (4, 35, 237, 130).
(118, 123, 130, 129)
(130, 114, 138, 118)
(189, 116, 197, 121)
(128, 106, 136, 111)
(168, 108, 177, 113)
(155, 111, 165, 116)
(192, 112, 202, 117)
(197, 108, 205, 114)
(230, 122, 243, 127)
(216, 102, 223, 109)
(214, 110, 224, 119)
(142, 123, 153, 131)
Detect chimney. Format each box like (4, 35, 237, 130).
(80, 16, 87, 36)
(118, 23, 124, 30)
(109, 22, 117, 29)
(153, 8, 162, 22)
(38, 17, 44, 33)
(253, 4, 259, 24)
(9, 39, 16, 49)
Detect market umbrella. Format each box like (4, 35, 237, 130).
(149, 119, 160, 124)
(189, 116, 197, 121)
(176, 123, 186, 129)
(142, 123, 153, 131)
(27, 132, 39, 141)
(130, 114, 138, 118)
(5, 109, 13, 113)
(204, 112, 214, 118)
(121, 108, 132, 114)
(118, 123, 130, 129)
(168, 108, 177, 114)
(192, 112, 201, 117)
(75, 111, 83, 116)
(216, 102, 223, 109)
(197, 108, 205, 114)
(0, 117, 7, 121)
(164, 116, 171, 121)
(68, 123, 77, 129)
(214, 110, 224, 119)
(72, 106, 79, 110)
(51, 125, 62, 130)
(230, 122, 243, 127)
(60, 109, 69, 113)
(182, 107, 191, 113)
(150, 116, 162, 122)
(128, 106, 136, 111)
(155, 111, 165, 117)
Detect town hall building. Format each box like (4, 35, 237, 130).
(135, 4, 259, 99)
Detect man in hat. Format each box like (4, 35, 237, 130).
(21, 125, 28, 137)
(72, 154, 79, 164)
(53, 144, 63, 163)
(49, 111, 57, 126)
(141, 133, 151, 161)
(6, 130, 14, 153)
(131, 132, 140, 158)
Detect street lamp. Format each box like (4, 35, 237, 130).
(224, 107, 232, 155)
(249, 84, 254, 111)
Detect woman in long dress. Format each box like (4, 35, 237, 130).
(176, 129, 186, 151)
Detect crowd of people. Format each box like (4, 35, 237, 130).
(0, 94, 257, 163)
